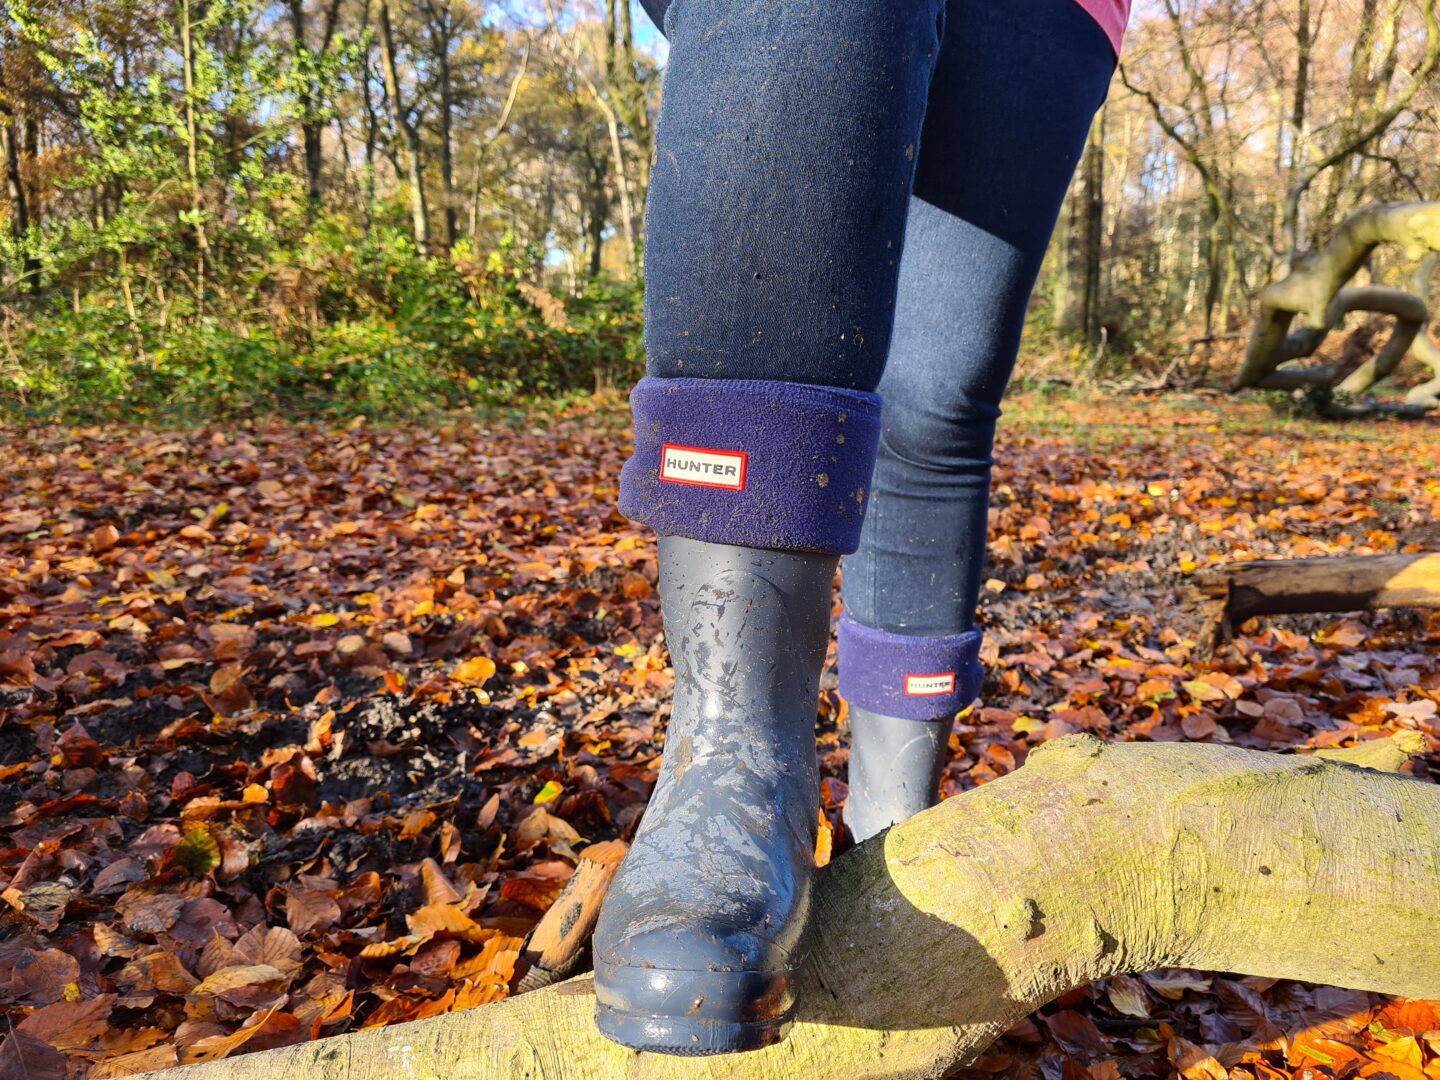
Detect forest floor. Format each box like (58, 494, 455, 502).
(2, 390, 1439, 1079)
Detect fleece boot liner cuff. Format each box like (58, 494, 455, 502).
(618, 376, 882, 554)
(837, 613, 983, 721)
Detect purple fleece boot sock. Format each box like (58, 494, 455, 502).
(619, 376, 883, 553)
(838, 614, 984, 841)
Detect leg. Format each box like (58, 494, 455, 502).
(640, 0, 943, 388)
(598, 0, 944, 1055)
(840, 0, 1116, 841)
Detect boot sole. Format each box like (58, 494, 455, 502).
(594, 961, 798, 1055)
(596, 1003, 792, 1055)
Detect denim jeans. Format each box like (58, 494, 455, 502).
(640, 0, 1115, 636)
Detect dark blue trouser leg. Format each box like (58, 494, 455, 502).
(641, 0, 944, 389)
(836, 0, 1114, 843)
(841, 0, 1115, 638)
(603, 0, 945, 1054)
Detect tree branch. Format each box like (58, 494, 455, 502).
(1283, 0, 1440, 254)
(138, 736, 1440, 1080)
(1236, 201, 1440, 393)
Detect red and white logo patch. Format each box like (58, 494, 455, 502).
(660, 444, 748, 491)
(905, 673, 956, 697)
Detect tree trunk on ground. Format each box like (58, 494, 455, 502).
(1405, 254, 1440, 407)
(138, 735, 1440, 1080)
(1235, 201, 1440, 412)
(1195, 552, 1440, 654)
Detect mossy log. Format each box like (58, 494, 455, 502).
(141, 735, 1440, 1080)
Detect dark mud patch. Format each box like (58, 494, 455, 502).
(313, 691, 522, 810)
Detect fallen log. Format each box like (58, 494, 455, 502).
(1195, 552, 1440, 652)
(139, 733, 1440, 1080)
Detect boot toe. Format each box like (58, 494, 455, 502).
(597, 917, 795, 978)
(594, 920, 800, 1053)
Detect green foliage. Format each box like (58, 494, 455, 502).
(1, 0, 642, 421)
(1, 218, 642, 421)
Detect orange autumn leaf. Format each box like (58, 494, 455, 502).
(500, 873, 570, 912)
(193, 964, 287, 998)
(452, 934, 523, 985)
(453, 656, 497, 684)
(1168, 1034, 1228, 1080)
(1378, 1000, 1440, 1034)
(814, 810, 833, 869)
(180, 1005, 286, 1065)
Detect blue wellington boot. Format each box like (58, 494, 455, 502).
(837, 613, 985, 843)
(593, 535, 835, 1055)
(843, 704, 951, 843)
(602, 374, 884, 1054)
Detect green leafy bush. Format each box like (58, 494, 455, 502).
(1, 220, 643, 422)
(0, 0, 642, 422)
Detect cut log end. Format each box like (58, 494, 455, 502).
(515, 840, 627, 992)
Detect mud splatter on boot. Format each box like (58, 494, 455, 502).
(593, 536, 834, 1054)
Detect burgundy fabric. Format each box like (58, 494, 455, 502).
(837, 613, 983, 721)
(618, 377, 882, 555)
(1073, 0, 1129, 54)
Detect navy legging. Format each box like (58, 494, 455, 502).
(640, 0, 1114, 636)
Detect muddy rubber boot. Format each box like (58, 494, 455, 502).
(843, 705, 951, 843)
(602, 375, 884, 1054)
(592, 535, 835, 1054)
(837, 613, 984, 843)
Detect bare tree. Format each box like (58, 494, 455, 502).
(1120, 0, 1247, 335)
(1282, 0, 1440, 257)
(285, 0, 346, 210)
(1056, 109, 1107, 342)
(417, 0, 458, 250)
(375, 0, 429, 250)
(0, 47, 40, 293)
(543, 0, 638, 270)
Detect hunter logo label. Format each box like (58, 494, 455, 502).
(905, 673, 956, 697)
(660, 444, 748, 491)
